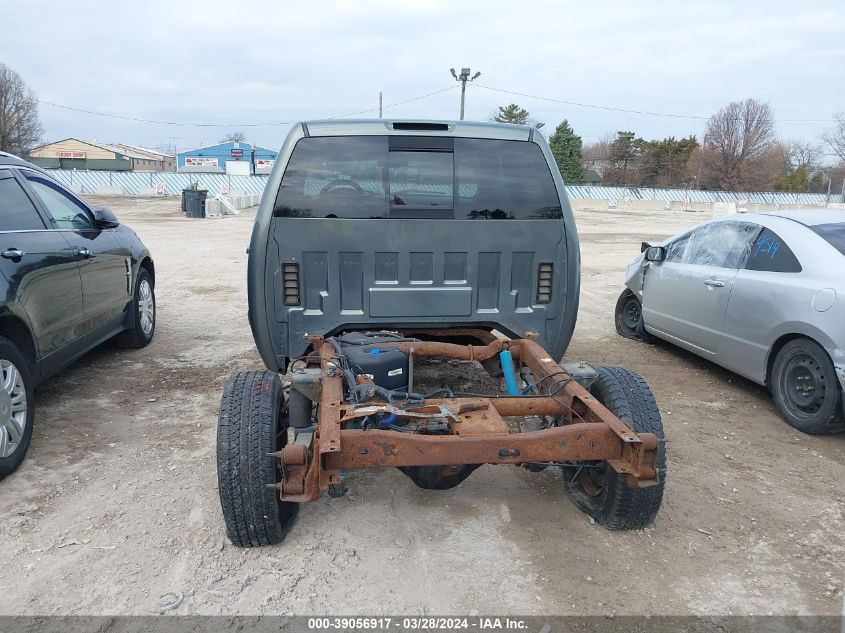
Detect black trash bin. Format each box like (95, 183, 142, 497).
(184, 189, 208, 218)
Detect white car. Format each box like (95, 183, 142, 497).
(616, 209, 845, 434)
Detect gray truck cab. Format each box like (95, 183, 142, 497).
(247, 119, 580, 371)
(220, 121, 667, 547)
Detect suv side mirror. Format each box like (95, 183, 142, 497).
(92, 206, 120, 229)
(644, 246, 665, 262)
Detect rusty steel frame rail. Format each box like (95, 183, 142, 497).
(276, 332, 660, 502)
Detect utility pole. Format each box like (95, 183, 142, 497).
(379, 92, 383, 118)
(450, 67, 481, 120)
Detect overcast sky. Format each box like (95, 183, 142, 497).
(4, 0, 843, 156)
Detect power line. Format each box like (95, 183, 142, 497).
(328, 86, 457, 119)
(38, 85, 458, 127)
(38, 100, 286, 127)
(470, 83, 836, 123)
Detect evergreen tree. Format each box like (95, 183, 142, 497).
(491, 103, 544, 128)
(548, 119, 584, 184)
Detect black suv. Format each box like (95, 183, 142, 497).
(0, 152, 156, 478)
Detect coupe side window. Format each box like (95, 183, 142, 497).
(0, 173, 46, 231)
(23, 174, 94, 230)
(684, 222, 757, 268)
(745, 227, 802, 273)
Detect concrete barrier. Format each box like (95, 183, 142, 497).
(668, 201, 705, 213)
(94, 185, 124, 195)
(742, 202, 778, 214)
(628, 199, 669, 212)
(687, 201, 714, 213)
(713, 202, 737, 216)
(570, 198, 609, 211)
(203, 193, 261, 218)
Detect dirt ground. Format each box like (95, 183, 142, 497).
(0, 197, 842, 616)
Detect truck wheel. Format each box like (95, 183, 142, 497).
(771, 338, 845, 434)
(115, 269, 155, 348)
(614, 289, 649, 341)
(563, 366, 666, 530)
(217, 371, 297, 547)
(0, 337, 35, 480)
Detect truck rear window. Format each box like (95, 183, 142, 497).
(273, 136, 562, 220)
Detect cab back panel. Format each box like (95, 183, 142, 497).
(270, 218, 567, 359)
(250, 127, 580, 368)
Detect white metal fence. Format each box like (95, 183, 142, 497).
(50, 170, 266, 196)
(47, 169, 837, 205)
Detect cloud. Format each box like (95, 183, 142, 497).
(3, 0, 842, 152)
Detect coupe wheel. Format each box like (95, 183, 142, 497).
(771, 338, 844, 434)
(615, 289, 649, 341)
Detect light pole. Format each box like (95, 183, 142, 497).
(450, 67, 481, 120)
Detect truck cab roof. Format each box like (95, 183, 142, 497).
(302, 119, 534, 141)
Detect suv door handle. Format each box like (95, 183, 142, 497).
(76, 247, 92, 258)
(704, 279, 725, 288)
(1, 249, 25, 260)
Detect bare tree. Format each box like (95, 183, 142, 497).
(782, 140, 824, 171)
(703, 98, 776, 190)
(0, 63, 42, 154)
(220, 131, 247, 143)
(821, 113, 845, 163)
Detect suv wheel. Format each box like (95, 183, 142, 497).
(116, 268, 155, 348)
(0, 336, 35, 480)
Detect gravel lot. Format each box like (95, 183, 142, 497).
(0, 196, 842, 616)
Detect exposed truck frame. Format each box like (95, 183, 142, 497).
(277, 332, 660, 501)
(216, 119, 667, 548)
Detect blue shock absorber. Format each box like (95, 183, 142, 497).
(378, 412, 397, 428)
(500, 350, 520, 396)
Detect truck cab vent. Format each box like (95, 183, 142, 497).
(536, 263, 553, 304)
(283, 263, 300, 306)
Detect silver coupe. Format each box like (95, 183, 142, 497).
(616, 209, 845, 434)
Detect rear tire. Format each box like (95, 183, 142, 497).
(0, 337, 34, 480)
(771, 338, 844, 434)
(563, 366, 666, 530)
(615, 289, 649, 341)
(217, 371, 297, 547)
